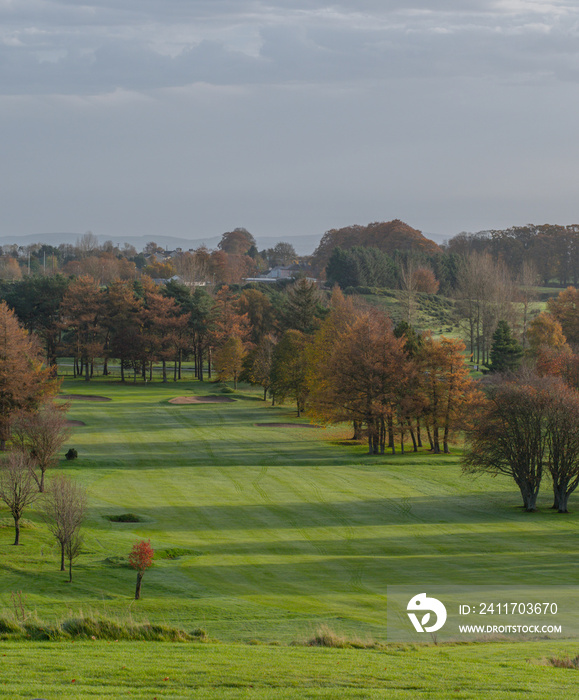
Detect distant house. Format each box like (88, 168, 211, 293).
(243, 265, 301, 284)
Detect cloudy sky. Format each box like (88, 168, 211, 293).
(1, 0, 579, 246)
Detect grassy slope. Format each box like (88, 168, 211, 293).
(2, 378, 579, 696)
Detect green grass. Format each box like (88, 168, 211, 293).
(2, 377, 579, 696)
(2, 639, 579, 699)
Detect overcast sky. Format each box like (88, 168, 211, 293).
(1, 0, 579, 246)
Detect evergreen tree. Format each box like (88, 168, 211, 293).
(283, 279, 323, 334)
(489, 320, 523, 373)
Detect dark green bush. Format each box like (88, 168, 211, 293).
(65, 448, 78, 460)
(108, 513, 141, 523)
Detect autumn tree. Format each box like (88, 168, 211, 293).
(59, 275, 105, 380)
(238, 289, 276, 344)
(243, 333, 277, 400)
(419, 335, 479, 453)
(11, 402, 70, 492)
(104, 281, 144, 382)
(462, 376, 552, 511)
(211, 286, 251, 346)
(141, 280, 188, 382)
(42, 474, 87, 575)
(527, 312, 569, 354)
(215, 336, 245, 388)
(218, 228, 256, 255)
(310, 311, 412, 454)
(0, 302, 58, 450)
(547, 287, 579, 346)
(0, 451, 38, 545)
(129, 539, 154, 600)
(270, 330, 309, 416)
(305, 287, 363, 433)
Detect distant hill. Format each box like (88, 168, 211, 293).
(311, 220, 442, 275)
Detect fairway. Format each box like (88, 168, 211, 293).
(2, 378, 579, 644)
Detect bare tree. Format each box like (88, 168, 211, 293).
(11, 403, 70, 492)
(42, 474, 87, 573)
(0, 451, 38, 544)
(517, 260, 539, 350)
(399, 258, 419, 325)
(65, 531, 83, 583)
(455, 252, 515, 366)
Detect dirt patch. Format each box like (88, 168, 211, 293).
(169, 395, 236, 405)
(255, 423, 323, 428)
(66, 420, 86, 427)
(59, 394, 112, 402)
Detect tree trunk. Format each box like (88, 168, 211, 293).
(426, 424, 434, 451)
(432, 426, 440, 454)
(39, 469, 45, 493)
(263, 387, 268, 401)
(353, 420, 363, 440)
(162, 359, 167, 383)
(121, 360, 125, 383)
(409, 425, 418, 452)
(68, 556, 73, 583)
(387, 416, 395, 454)
(60, 542, 65, 572)
(416, 418, 422, 447)
(13, 516, 20, 545)
(135, 571, 144, 600)
(443, 424, 450, 454)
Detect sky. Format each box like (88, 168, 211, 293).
(1, 0, 579, 248)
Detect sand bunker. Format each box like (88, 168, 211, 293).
(66, 420, 86, 427)
(169, 395, 236, 405)
(255, 423, 322, 428)
(59, 394, 112, 402)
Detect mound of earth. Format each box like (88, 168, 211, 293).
(169, 395, 236, 405)
(66, 420, 86, 427)
(255, 423, 323, 428)
(59, 394, 112, 402)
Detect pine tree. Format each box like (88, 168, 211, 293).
(490, 320, 523, 373)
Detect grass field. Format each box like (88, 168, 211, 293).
(3, 638, 579, 699)
(2, 377, 579, 697)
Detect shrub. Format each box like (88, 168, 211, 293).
(108, 513, 141, 523)
(302, 625, 377, 649)
(65, 448, 78, 460)
(220, 386, 235, 394)
(547, 655, 579, 669)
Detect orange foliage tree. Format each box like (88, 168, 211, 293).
(0, 302, 59, 449)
